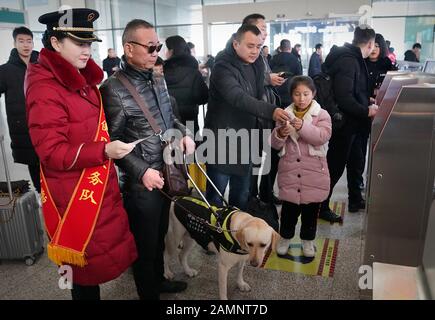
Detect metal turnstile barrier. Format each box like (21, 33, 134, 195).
(364, 80, 435, 267)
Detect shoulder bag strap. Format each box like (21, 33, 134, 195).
(116, 72, 162, 136)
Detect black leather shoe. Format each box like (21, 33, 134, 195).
(160, 280, 187, 293)
(319, 209, 343, 223)
(348, 200, 366, 212)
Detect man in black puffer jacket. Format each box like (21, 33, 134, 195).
(319, 26, 378, 222)
(163, 35, 208, 139)
(99, 19, 194, 300)
(204, 24, 290, 211)
(0, 27, 39, 192)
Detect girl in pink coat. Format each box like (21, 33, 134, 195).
(270, 76, 332, 257)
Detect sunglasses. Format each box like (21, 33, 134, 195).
(129, 41, 163, 54)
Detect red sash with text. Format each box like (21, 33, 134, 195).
(40, 94, 111, 267)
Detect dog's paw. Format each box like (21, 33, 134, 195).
(184, 268, 198, 278)
(164, 270, 175, 280)
(237, 281, 251, 292)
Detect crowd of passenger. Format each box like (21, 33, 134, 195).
(2, 8, 419, 300)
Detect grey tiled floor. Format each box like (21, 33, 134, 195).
(0, 172, 366, 300)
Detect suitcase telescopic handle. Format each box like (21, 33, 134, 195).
(0, 134, 13, 200)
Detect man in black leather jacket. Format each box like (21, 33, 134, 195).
(99, 19, 194, 300)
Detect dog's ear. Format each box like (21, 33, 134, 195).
(235, 229, 246, 249)
(271, 230, 280, 252)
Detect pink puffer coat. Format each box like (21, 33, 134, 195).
(270, 100, 332, 205)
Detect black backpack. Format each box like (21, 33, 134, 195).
(245, 197, 279, 232)
(312, 72, 345, 130)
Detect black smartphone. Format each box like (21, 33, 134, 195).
(278, 71, 291, 79)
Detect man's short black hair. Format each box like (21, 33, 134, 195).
(413, 43, 422, 49)
(352, 25, 376, 46)
(122, 19, 154, 46)
(13, 26, 33, 41)
(234, 24, 261, 42)
(242, 13, 266, 26)
(315, 43, 322, 50)
(280, 39, 291, 51)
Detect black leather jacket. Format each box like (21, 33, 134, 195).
(100, 57, 186, 190)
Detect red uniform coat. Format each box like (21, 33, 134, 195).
(25, 48, 137, 286)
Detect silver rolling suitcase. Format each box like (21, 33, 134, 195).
(0, 134, 44, 265)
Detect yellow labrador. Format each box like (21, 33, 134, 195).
(164, 200, 280, 300)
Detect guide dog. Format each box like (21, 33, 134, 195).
(164, 197, 280, 300)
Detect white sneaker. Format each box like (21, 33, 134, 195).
(277, 238, 292, 256)
(301, 240, 315, 257)
(302, 240, 316, 258)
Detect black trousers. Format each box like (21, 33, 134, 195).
(27, 163, 40, 193)
(259, 147, 280, 203)
(320, 130, 357, 212)
(71, 283, 100, 300)
(250, 147, 280, 203)
(123, 188, 170, 300)
(346, 130, 369, 204)
(280, 202, 320, 240)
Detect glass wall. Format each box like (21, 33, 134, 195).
(203, 0, 252, 4)
(24, 0, 60, 32)
(372, 0, 435, 63)
(209, 23, 238, 56)
(269, 19, 357, 74)
(87, 0, 114, 67)
(158, 24, 204, 58)
(0, 0, 433, 67)
(210, 19, 355, 74)
(0, 0, 21, 9)
(111, 0, 154, 29)
(155, 0, 202, 25)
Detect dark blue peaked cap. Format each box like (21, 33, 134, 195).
(38, 8, 102, 43)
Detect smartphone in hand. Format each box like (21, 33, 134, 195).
(278, 71, 292, 79)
